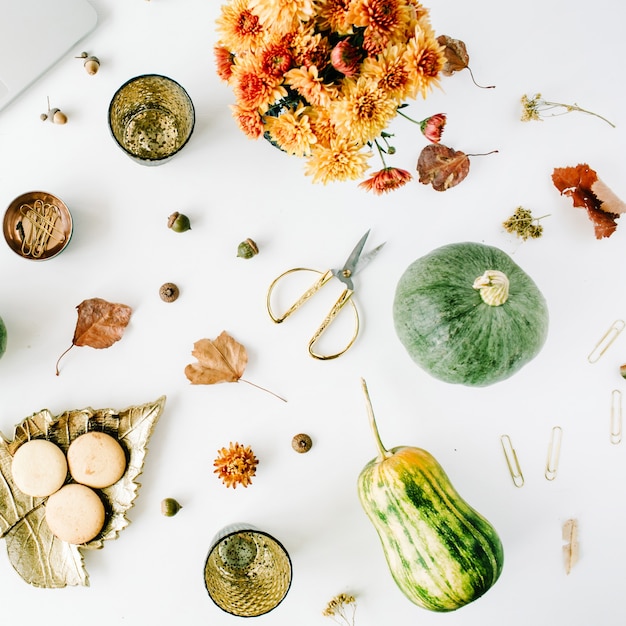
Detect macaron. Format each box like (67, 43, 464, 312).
(11, 439, 67, 497)
(67, 431, 127, 489)
(45, 483, 105, 544)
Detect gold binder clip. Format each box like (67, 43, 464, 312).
(610, 389, 622, 445)
(587, 319, 625, 363)
(500, 435, 524, 487)
(545, 426, 563, 481)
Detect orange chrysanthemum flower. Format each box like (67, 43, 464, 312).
(331, 77, 398, 143)
(260, 40, 294, 77)
(231, 104, 265, 139)
(304, 138, 371, 184)
(232, 57, 288, 112)
(291, 30, 332, 71)
(264, 105, 317, 156)
(216, 0, 266, 54)
(213, 442, 259, 489)
(349, 0, 413, 35)
(214, 45, 235, 82)
(359, 167, 412, 194)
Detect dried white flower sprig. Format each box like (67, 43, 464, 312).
(521, 93, 615, 128)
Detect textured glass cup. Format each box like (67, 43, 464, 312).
(108, 74, 195, 165)
(204, 523, 292, 617)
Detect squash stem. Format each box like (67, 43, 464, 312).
(361, 378, 391, 460)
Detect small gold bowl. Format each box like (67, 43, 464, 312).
(3, 191, 73, 260)
(108, 74, 195, 165)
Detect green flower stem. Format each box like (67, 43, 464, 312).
(395, 108, 420, 124)
(374, 139, 388, 168)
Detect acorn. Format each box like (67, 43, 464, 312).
(76, 51, 100, 75)
(167, 212, 191, 233)
(237, 238, 258, 259)
(159, 282, 179, 302)
(292, 433, 312, 453)
(40, 98, 67, 124)
(161, 497, 182, 517)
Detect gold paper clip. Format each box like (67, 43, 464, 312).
(610, 389, 622, 445)
(545, 426, 563, 480)
(500, 435, 524, 487)
(587, 319, 625, 363)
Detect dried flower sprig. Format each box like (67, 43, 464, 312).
(213, 442, 258, 488)
(323, 593, 357, 626)
(503, 206, 549, 241)
(521, 93, 615, 128)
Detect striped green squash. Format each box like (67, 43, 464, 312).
(357, 380, 504, 612)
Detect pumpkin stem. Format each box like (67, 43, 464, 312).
(361, 378, 392, 460)
(472, 270, 509, 306)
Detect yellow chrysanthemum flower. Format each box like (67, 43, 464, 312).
(249, 0, 314, 35)
(360, 44, 411, 101)
(403, 23, 445, 99)
(264, 106, 318, 156)
(216, 0, 267, 54)
(315, 0, 354, 35)
(308, 107, 339, 148)
(284, 65, 339, 108)
(331, 77, 398, 144)
(304, 138, 371, 184)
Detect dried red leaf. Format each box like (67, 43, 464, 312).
(552, 164, 625, 239)
(417, 144, 470, 191)
(55, 298, 132, 375)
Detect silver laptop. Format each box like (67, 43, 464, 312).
(0, 0, 98, 112)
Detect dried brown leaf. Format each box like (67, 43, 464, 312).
(55, 298, 132, 375)
(437, 35, 469, 76)
(552, 164, 624, 239)
(184, 331, 287, 401)
(184, 331, 248, 385)
(417, 144, 470, 191)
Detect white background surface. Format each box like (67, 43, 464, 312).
(0, 1, 625, 624)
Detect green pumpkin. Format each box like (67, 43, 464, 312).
(393, 242, 548, 387)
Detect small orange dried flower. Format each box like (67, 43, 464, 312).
(213, 442, 258, 488)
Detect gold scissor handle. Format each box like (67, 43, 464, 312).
(308, 287, 358, 360)
(267, 268, 334, 323)
(266, 268, 359, 360)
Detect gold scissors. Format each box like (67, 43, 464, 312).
(266, 230, 385, 360)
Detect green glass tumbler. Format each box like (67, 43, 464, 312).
(204, 523, 292, 617)
(108, 74, 195, 165)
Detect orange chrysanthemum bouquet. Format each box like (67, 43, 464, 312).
(214, 0, 447, 193)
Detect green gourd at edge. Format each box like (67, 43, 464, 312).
(0, 315, 6, 359)
(357, 379, 504, 612)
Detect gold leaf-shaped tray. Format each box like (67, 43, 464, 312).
(0, 396, 166, 588)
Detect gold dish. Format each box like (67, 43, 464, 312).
(3, 191, 73, 260)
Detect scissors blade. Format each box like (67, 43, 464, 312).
(332, 230, 385, 288)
